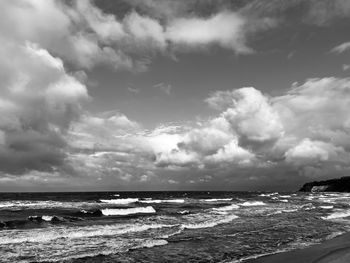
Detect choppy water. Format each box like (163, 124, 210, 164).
(1, 191, 350, 262)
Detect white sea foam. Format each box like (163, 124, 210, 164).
(320, 205, 334, 209)
(239, 201, 266, 207)
(183, 214, 238, 229)
(212, 204, 240, 211)
(282, 209, 298, 213)
(279, 199, 289, 203)
(0, 200, 97, 209)
(135, 239, 168, 249)
(42, 215, 54, 221)
(178, 210, 190, 214)
(322, 209, 350, 220)
(279, 195, 291, 198)
(139, 199, 185, 204)
(101, 206, 156, 216)
(100, 198, 139, 205)
(258, 192, 278, 197)
(0, 223, 171, 245)
(202, 198, 233, 202)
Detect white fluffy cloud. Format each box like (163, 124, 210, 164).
(207, 87, 284, 149)
(166, 12, 251, 53)
(0, 41, 88, 174)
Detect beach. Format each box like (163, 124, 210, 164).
(246, 232, 350, 263)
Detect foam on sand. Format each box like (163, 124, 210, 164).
(99, 198, 139, 205)
(101, 206, 156, 216)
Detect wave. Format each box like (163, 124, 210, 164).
(100, 198, 139, 205)
(279, 199, 289, 203)
(0, 223, 173, 245)
(28, 215, 55, 222)
(101, 206, 156, 216)
(139, 199, 185, 204)
(212, 204, 240, 211)
(279, 195, 291, 198)
(322, 209, 350, 220)
(178, 210, 190, 215)
(182, 214, 238, 229)
(0, 200, 98, 210)
(320, 205, 334, 209)
(282, 209, 298, 213)
(239, 201, 266, 206)
(258, 192, 278, 197)
(201, 198, 233, 202)
(132, 239, 168, 249)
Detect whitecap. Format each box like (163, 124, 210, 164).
(42, 216, 54, 221)
(282, 209, 298, 213)
(0, 223, 172, 245)
(0, 200, 97, 210)
(201, 198, 233, 202)
(100, 198, 139, 205)
(135, 239, 168, 249)
(101, 206, 156, 216)
(320, 205, 334, 209)
(178, 210, 190, 214)
(138, 199, 185, 204)
(182, 214, 238, 229)
(212, 204, 239, 211)
(322, 210, 350, 220)
(239, 201, 266, 206)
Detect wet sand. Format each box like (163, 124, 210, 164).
(246, 232, 350, 263)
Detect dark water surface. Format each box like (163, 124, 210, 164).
(1, 191, 350, 262)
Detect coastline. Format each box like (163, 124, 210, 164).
(245, 232, 350, 263)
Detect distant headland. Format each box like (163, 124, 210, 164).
(299, 176, 350, 192)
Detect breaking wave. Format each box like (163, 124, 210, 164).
(201, 198, 233, 202)
(101, 206, 156, 216)
(212, 204, 240, 211)
(182, 214, 239, 229)
(0, 223, 172, 245)
(99, 198, 139, 205)
(0, 200, 97, 210)
(322, 209, 350, 220)
(239, 201, 266, 206)
(139, 199, 185, 204)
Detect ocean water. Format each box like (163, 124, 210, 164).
(1, 191, 350, 262)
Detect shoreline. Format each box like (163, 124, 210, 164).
(245, 232, 350, 263)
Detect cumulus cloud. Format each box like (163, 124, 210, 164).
(285, 139, 337, 166)
(207, 87, 284, 149)
(166, 12, 252, 53)
(61, 76, 350, 187)
(0, 41, 88, 174)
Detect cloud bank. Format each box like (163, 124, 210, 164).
(1, 0, 350, 190)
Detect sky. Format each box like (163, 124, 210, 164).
(1, 0, 350, 191)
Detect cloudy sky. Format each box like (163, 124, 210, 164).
(1, 0, 350, 191)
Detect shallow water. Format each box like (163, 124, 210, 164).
(0, 191, 350, 262)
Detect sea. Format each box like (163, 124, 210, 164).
(1, 191, 350, 263)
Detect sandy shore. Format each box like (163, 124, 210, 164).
(245, 232, 350, 263)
